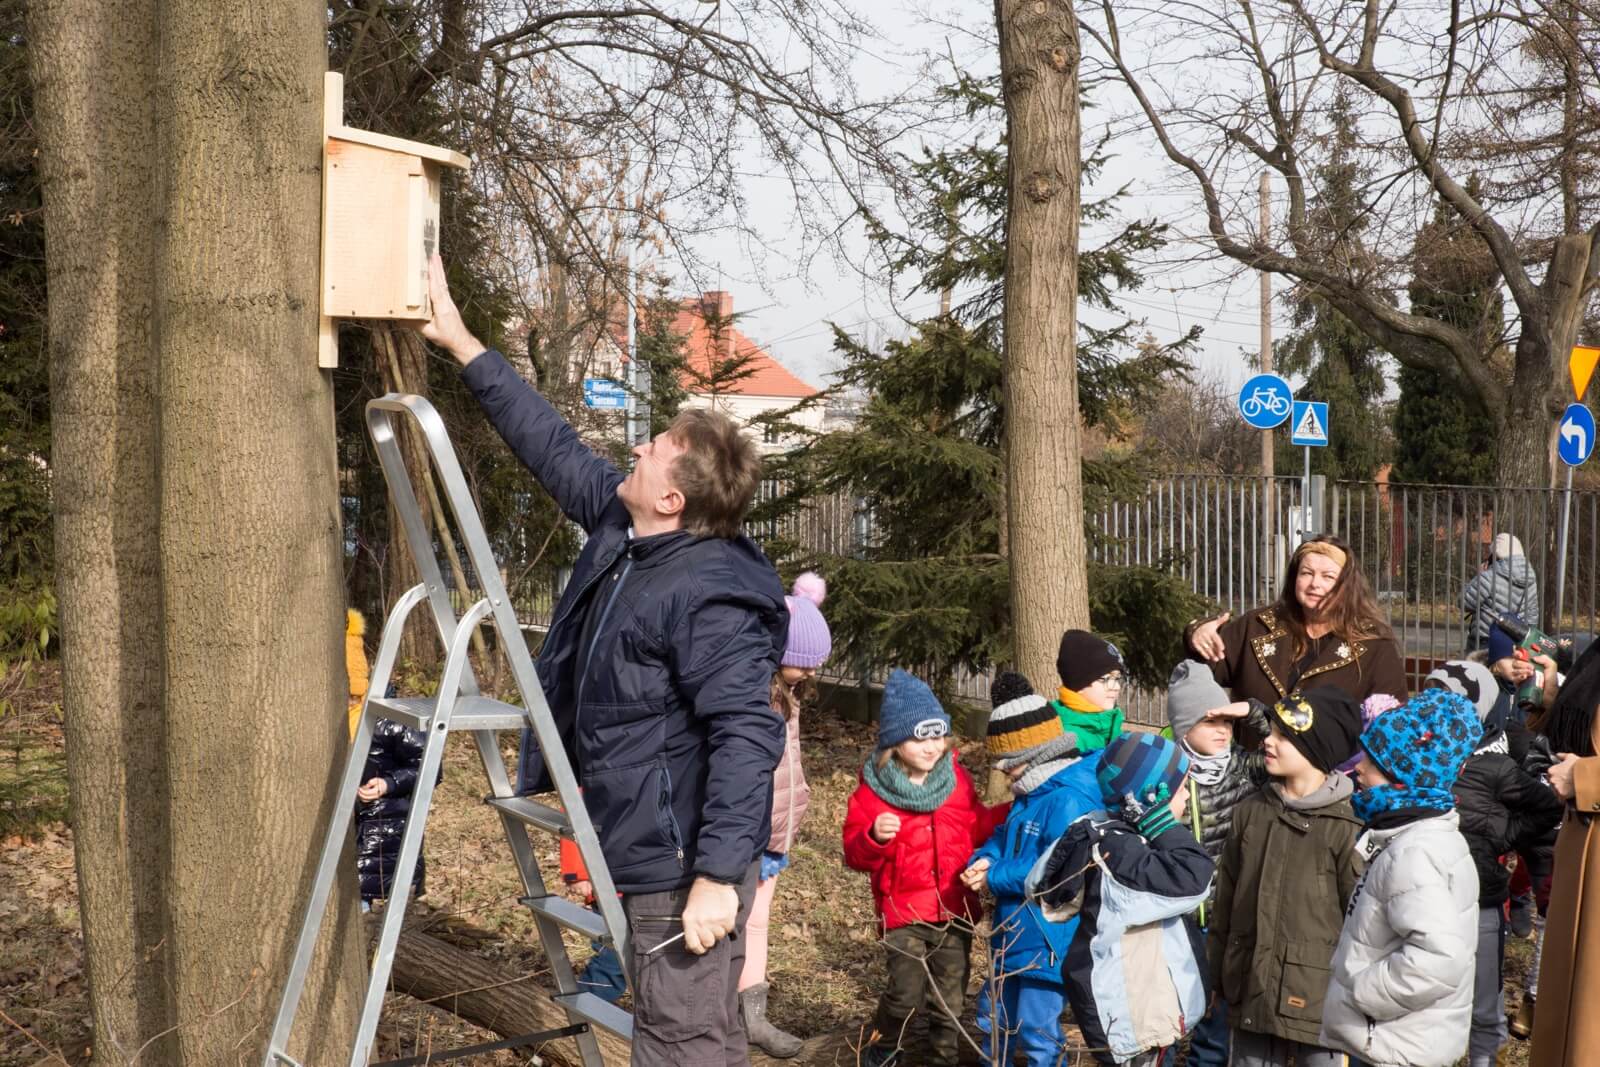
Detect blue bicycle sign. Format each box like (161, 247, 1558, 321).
(1237, 373, 1294, 429)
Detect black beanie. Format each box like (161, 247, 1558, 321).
(1057, 630, 1125, 692)
(1269, 686, 1364, 774)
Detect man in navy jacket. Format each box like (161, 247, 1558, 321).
(416, 257, 788, 1065)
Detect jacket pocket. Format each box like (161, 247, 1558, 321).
(1277, 943, 1334, 1026)
(584, 757, 681, 878)
(629, 908, 724, 1042)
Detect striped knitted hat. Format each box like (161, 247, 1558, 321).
(1096, 731, 1190, 812)
(987, 671, 1066, 757)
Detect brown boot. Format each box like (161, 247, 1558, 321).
(1508, 993, 1535, 1040)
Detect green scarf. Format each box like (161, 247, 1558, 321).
(862, 750, 957, 813)
(1051, 697, 1125, 753)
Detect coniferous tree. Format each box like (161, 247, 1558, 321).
(1392, 191, 1505, 486)
(758, 75, 1205, 692)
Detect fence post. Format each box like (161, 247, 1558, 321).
(1310, 474, 1327, 536)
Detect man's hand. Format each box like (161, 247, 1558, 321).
(415, 254, 484, 366)
(356, 777, 389, 803)
(563, 879, 593, 904)
(871, 813, 902, 844)
(681, 877, 739, 955)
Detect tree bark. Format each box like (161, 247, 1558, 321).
(995, 0, 1088, 686)
(35, 1, 366, 1061)
(29, 3, 172, 1060)
(153, 2, 365, 1060)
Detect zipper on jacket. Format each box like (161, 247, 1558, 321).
(574, 551, 634, 719)
(659, 764, 686, 867)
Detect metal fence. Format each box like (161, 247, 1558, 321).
(488, 473, 1600, 730)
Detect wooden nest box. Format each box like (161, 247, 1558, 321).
(318, 71, 471, 367)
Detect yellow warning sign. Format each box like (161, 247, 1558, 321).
(1572, 345, 1600, 402)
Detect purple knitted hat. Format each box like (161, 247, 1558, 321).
(782, 572, 832, 669)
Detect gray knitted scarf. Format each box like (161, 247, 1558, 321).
(862, 750, 957, 812)
(996, 732, 1082, 796)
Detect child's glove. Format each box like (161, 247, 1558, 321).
(1136, 801, 1179, 839)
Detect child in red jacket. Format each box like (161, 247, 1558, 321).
(843, 669, 1008, 1067)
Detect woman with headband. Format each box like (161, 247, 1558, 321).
(1184, 535, 1407, 718)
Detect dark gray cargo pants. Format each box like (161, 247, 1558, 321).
(624, 863, 760, 1066)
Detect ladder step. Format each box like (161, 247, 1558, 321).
(520, 894, 610, 940)
(368, 694, 530, 732)
(266, 1053, 303, 1067)
(554, 991, 634, 1040)
(485, 795, 572, 836)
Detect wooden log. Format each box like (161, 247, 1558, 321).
(389, 926, 632, 1065)
(388, 926, 854, 1065)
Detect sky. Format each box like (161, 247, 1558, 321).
(666, 1, 1288, 398)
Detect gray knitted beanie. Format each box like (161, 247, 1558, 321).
(1165, 659, 1232, 740)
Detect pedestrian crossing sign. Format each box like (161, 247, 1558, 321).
(1291, 400, 1329, 447)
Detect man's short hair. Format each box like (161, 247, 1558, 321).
(667, 408, 763, 539)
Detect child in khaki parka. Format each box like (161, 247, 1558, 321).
(1208, 686, 1365, 1067)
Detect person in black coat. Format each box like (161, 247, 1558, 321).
(1428, 662, 1563, 1067)
(356, 716, 430, 904)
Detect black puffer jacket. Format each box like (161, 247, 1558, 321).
(1452, 726, 1563, 907)
(356, 717, 429, 902)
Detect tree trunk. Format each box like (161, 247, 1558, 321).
(995, 0, 1088, 687)
(29, 4, 173, 1060)
(35, 1, 366, 1061)
(153, 3, 364, 1060)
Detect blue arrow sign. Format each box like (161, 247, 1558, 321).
(1559, 402, 1595, 466)
(1237, 373, 1294, 429)
(1291, 400, 1330, 447)
(583, 378, 629, 410)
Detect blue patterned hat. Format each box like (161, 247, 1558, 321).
(1359, 689, 1479, 793)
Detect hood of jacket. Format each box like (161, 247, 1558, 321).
(1271, 770, 1355, 811)
(1490, 554, 1538, 590)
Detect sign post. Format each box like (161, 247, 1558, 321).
(1555, 394, 1598, 629)
(1291, 400, 1329, 537)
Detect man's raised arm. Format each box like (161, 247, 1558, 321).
(415, 254, 622, 532)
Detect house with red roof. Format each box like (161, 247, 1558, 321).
(669, 291, 824, 451)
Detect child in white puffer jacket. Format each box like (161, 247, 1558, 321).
(1320, 689, 1481, 1067)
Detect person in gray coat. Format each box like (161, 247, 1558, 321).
(1462, 533, 1539, 653)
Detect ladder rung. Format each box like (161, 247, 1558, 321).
(520, 894, 610, 940)
(367, 694, 529, 732)
(485, 795, 571, 836)
(554, 992, 634, 1040)
(266, 1052, 303, 1067)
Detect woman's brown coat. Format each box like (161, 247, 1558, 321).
(1192, 606, 1409, 709)
(1530, 717, 1600, 1067)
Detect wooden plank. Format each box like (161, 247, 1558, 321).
(329, 125, 470, 171)
(318, 72, 344, 367)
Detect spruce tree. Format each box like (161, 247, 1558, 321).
(757, 75, 1204, 692)
(1392, 192, 1504, 486)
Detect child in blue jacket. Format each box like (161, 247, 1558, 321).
(962, 672, 1102, 1066)
(1029, 732, 1214, 1066)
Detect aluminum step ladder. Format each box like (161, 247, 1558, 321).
(264, 393, 632, 1067)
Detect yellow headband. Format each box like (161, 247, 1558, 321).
(1294, 541, 1347, 569)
